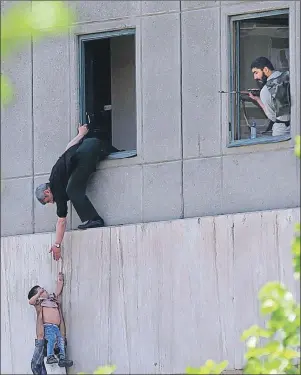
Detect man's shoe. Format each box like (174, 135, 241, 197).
(78, 218, 105, 230)
(46, 355, 58, 364)
(58, 357, 73, 368)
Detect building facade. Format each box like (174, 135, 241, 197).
(1, 1, 300, 374)
(1, 0, 300, 237)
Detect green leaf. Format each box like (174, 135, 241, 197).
(1, 74, 13, 106)
(241, 325, 272, 341)
(186, 360, 228, 374)
(295, 136, 300, 158)
(1, 1, 74, 59)
(93, 365, 117, 374)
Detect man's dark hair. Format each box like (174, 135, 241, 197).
(28, 285, 40, 300)
(250, 57, 274, 71)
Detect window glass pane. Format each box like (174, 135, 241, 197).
(231, 13, 290, 142)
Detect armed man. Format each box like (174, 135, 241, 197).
(248, 56, 291, 136)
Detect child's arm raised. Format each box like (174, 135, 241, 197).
(29, 288, 44, 305)
(55, 272, 64, 297)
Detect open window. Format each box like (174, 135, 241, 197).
(227, 10, 291, 146)
(79, 29, 137, 158)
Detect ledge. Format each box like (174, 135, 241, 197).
(227, 135, 291, 148)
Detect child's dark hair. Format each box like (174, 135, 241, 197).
(28, 285, 40, 300)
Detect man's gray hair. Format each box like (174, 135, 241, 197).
(35, 183, 49, 205)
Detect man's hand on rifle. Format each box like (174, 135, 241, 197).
(248, 92, 259, 101)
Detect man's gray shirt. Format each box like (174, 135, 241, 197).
(260, 70, 290, 123)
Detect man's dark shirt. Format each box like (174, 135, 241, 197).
(49, 143, 80, 218)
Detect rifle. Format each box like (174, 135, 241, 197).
(218, 89, 260, 96)
(218, 89, 261, 129)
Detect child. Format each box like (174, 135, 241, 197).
(28, 272, 73, 367)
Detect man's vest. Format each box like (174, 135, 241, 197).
(265, 71, 291, 118)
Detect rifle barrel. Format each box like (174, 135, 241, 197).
(218, 90, 259, 94)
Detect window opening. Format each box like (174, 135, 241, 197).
(79, 30, 137, 158)
(223, 10, 290, 145)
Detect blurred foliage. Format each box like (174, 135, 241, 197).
(1, 0, 74, 106)
(78, 365, 117, 375)
(186, 360, 229, 374)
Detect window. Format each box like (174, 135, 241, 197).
(227, 10, 291, 146)
(79, 29, 137, 158)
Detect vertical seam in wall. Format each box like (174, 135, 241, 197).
(108, 227, 112, 363)
(179, 1, 184, 219)
(219, 4, 224, 214)
(275, 213, 282, 283)
(68, 28, 73, 230)
(140, 13, 145, 223)
(31, 0, 35, 233)
(2, 244, 14, 373)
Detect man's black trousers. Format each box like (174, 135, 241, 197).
(66, 137, 109, 222)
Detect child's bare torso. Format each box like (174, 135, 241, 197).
(39, 294, 61, 325)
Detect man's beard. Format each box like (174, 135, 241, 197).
(255, 73, 268, 89)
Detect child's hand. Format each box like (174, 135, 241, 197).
(58, 272, 64, 283)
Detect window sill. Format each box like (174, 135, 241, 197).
(227, 135, 291, 148)
(107, 149, 137, 160)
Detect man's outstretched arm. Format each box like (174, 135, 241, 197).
(50, 217, 67, 261)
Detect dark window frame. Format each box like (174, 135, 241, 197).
(78, 28, 137, 159)
(227, 9, 291, 148)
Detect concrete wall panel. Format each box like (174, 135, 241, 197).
(0, 233, 55, 374)
(169, 218, 224, 370)
(1, 208, 299, 373)
(183, 157, 222, 218)
(277, 208, 301, 302)
(232, 211, 280, 367)
(33, 34, 70, 175)
(1, 245, 13, 374)
(109, 225, 142, 374)
(214, 214, 236, 366)
(1, 177, 33, 236)
(1, 4, 32, 179)
(222, 149, 300, 215)
(142, 161, 182, 222)
(63, 229, 111, 372)
(141, 13, 181, 163)
(181, 1, 220, 10)
(71, 166, 143, 229)
(182, 7, 221, 158)
(69, 1, 140, 23)
(142, 1, 180, 15)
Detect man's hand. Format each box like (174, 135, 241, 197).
(78, 123, 89, 136)
(248, 92, 259, 102)
(50, 245, 61, 261)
